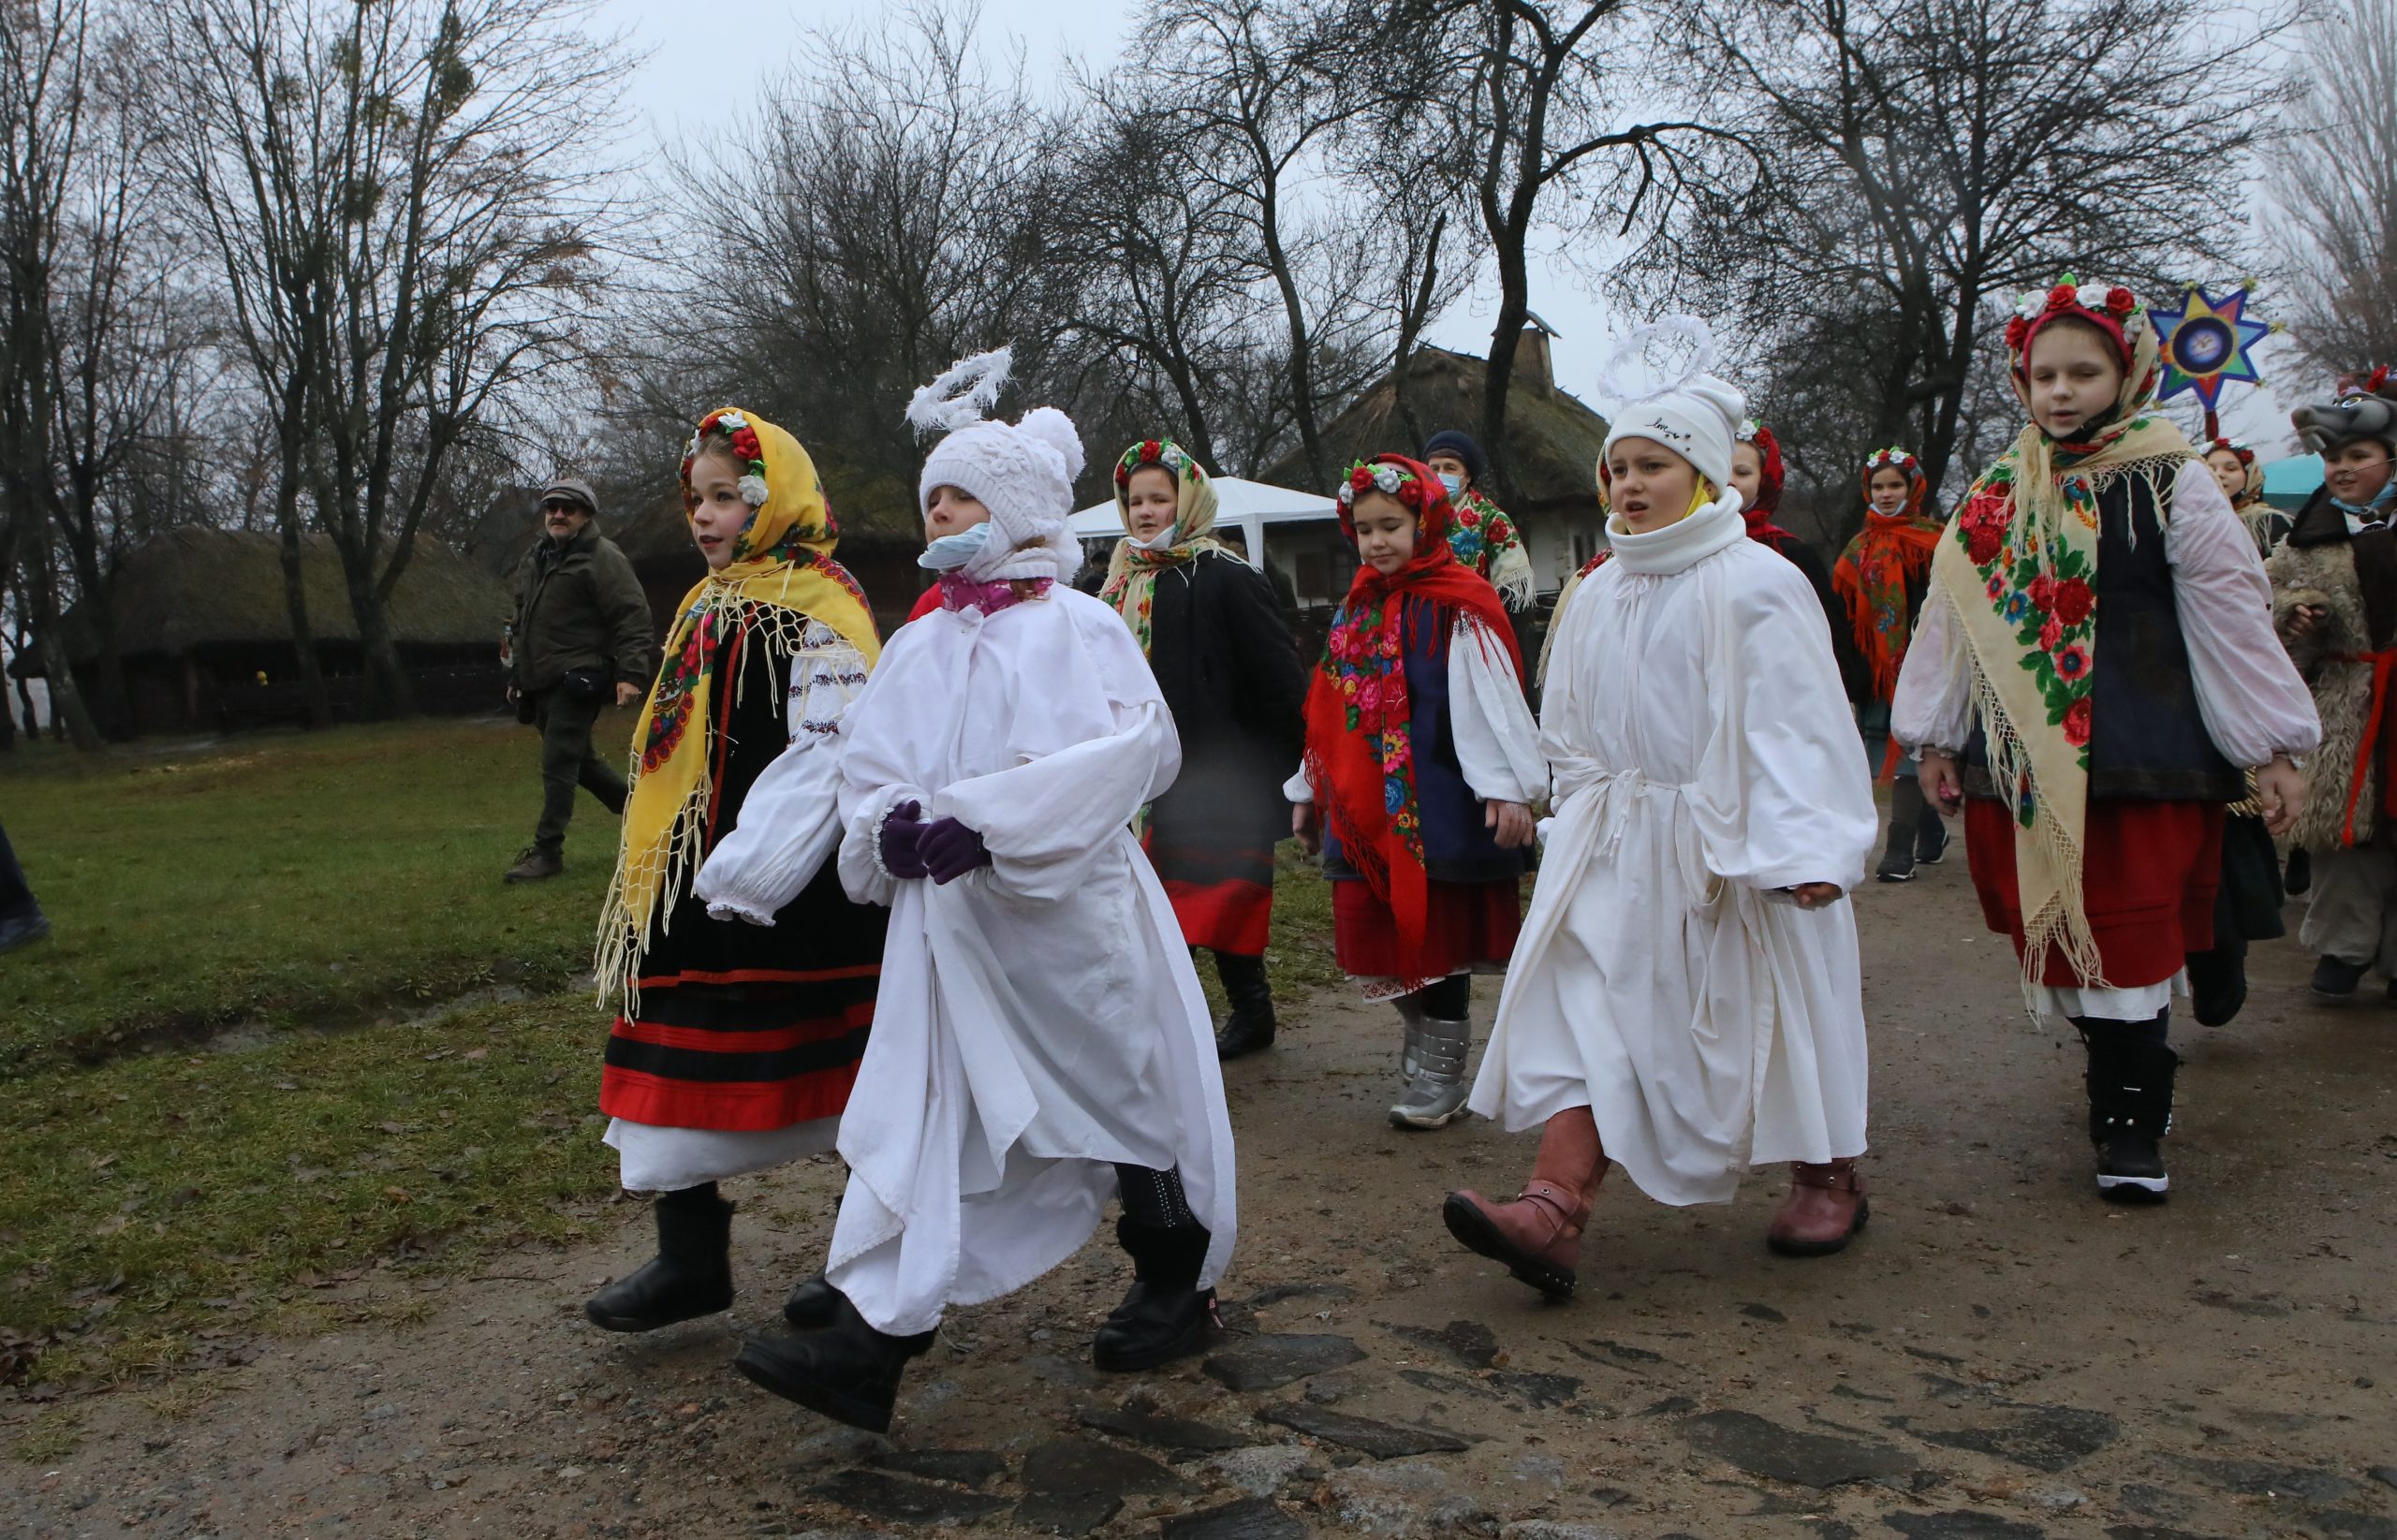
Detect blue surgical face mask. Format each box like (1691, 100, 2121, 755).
(919, 521, 993, 571)
(1437, 472, 1465, 498)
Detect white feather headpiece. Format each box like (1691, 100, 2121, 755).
(1593, 316, 1720, 412)
(906, 348, 1013, 438)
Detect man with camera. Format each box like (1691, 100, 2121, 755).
(501, 477, 655, 884)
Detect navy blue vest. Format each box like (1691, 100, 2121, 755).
(1325, 595, 1531, 886)
(1967, 471, 2242, 802)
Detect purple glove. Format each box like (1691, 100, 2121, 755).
(877, 799, 929, 880)
(919, 816, 993, 885)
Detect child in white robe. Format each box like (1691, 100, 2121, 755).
(1446, 342, 1880, 1298)
(730, 351, 1237, 1434)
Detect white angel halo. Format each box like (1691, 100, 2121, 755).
(1592, 315, 1721, 412)
(905, 347, 1013, 437)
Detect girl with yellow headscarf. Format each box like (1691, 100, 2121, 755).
(585, 406, 888, 1338)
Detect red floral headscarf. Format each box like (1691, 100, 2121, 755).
(1736, 420, 1795, 547)
(1834, 446, 1942, 701)
(1303, 455, 1522, 950)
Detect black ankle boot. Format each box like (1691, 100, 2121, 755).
(2081, 1031, 2179, 1204)
(784, 1274, 839, 1329)
(734, 1288, 935, 1433)
(1094, 1216, 1217, 1371)
(585, 1184, 734, 1332)
(1213, 951, 1277, 1061)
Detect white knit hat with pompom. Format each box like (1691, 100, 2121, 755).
(1594, 316, 1747, 493)
(909, 349, 1087, 582)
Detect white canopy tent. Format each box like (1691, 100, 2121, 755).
(1068, 476, 1338, 570)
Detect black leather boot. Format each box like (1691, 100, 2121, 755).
(783, 1274, 839, 1329)
(734, 1288, 935, 1434)
(585, 1184, 734, 1332)
(1094, 1215, 1217, 1371)
(1213, 951, 1277, 1061)
(2079, 1024, 2179, 1204)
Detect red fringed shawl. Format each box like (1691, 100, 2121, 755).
(1303, 454, 1522, 951)
(1833, 462, 1942, 701)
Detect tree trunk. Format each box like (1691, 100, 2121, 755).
(1480, 263, 1532, 506)
(20, 553, 103, 751)
(12, 619, 37, 741)
(346, 562, 417, 719)
(274, 464, 333, 729)
(1390, 213, 1448, 453)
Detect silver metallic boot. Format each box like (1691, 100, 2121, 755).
(1390, 1014, 1472, 1130)
(1393, 993, 1430, 1081)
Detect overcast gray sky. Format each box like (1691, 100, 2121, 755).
(593, 0, 2298, 457)
(594, 0, 1648, 416)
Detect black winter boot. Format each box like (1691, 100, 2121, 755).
(734, 1288, 935, 1433)
(1095, 1215, 1218, 1371)
(1877, 776, 1925, 882)
(784, 1274, 839, 1329)
(2080, 1027, 2179, 1204)
(1213, 951, 1277, 1061)
(585, 1183, 734, 1332)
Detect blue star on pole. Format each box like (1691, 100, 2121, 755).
(2150, 284, 2273, 417)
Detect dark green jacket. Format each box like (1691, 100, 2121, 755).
(507, 525, 655, 693)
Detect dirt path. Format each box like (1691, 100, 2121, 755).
(15, 865, 2397, 1540)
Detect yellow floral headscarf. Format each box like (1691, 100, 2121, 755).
(1099, 438, 1222, 655)
(596, 407, 881, 1000)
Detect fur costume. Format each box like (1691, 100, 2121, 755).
(2270, 507, 2386, 849)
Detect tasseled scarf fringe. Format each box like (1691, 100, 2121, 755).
(1968, 661, 2108, 1016)
(1489, 540, 1536, 611)
(595, 598, 816, 1016)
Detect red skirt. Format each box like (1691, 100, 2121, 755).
(1332, 876, 1522, 980)
(1144, 814, 1276, 957)
(1964, 798, 2223, 989)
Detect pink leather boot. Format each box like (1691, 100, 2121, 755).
(1440, 1107, 1605, 1298)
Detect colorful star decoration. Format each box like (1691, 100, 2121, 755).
(2150, 284, 2274, 417)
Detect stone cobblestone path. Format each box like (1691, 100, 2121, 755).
(14, 866, 2397, 1538)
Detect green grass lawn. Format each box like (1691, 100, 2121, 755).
(0, 719, 1345, 1405)
(0, 713, 637, 1072)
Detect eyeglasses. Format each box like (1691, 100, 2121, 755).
(540, 499, 581, 513)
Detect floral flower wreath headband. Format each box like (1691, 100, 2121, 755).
(2205, 436, 2256, 467)
(1114, 438, 1208, 493)
(1863, 447, 1919, 476)
(2004, 272, 2151, 374)
(681, 409, 770, 510)
(1338, 458, 1431, 510)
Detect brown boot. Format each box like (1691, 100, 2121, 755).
(1766, 1160, 1869, 1256)
(1440, 1107, 1605, 1298)
(504, 846, 564, 884)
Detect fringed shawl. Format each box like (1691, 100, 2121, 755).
(1933, 291, 2194, 996)
(596, 409, 880, 1006)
